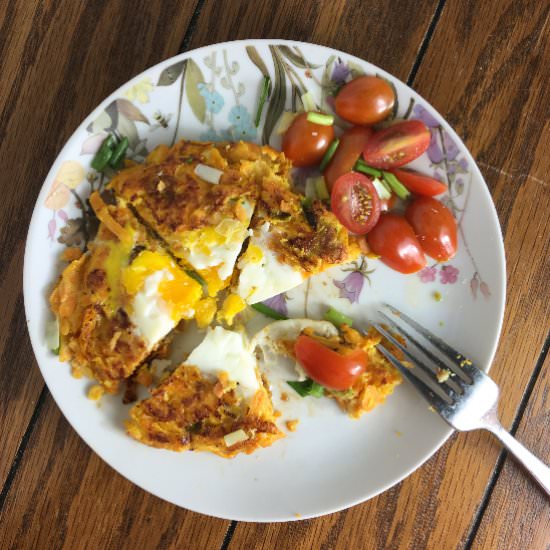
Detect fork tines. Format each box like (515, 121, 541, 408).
(373, 303, 481, 407)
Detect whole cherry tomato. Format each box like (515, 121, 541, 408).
(405, 197, 458, 261)
(362, 120, 431, 169)
(323, 126, 372, 189)
(295, 334, 367, 390)
(282, 112, 334, 166)
(334, 76, 395, 125)
(331, 172, 381, 234)
(390, 168, 447, 196)
(366, 213, 427, 273)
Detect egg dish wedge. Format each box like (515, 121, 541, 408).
(126, 326, 283, 457)
(50, 193, 204, 393)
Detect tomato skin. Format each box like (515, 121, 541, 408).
(334, 76, 395, 125)
(367, 213, 427, 274)
(294, 335, 367, 390)
(405, 197, 458, 261)
(324, 126, 372, 189)
(362, 120, 431, 169)
(331, 172, 381, 234)
(390, 168, 447, 196)
(282, 113, 335, 166)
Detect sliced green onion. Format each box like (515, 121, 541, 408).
(372, 177, 392, 200)
(185, 269, 207, 287)
(251, 302, 288, 320)
(380, 178, 392, 195)
(274, 111, 298, 135)
(354, 160, 382, 178)
(306, 112, 334, 126)
(91, 134, 116, 171)
(109, 136, 129, 169)
(46, 318, 60, 354)
(194, 163, 223, 184)
(287, 378, 325, 398)
(304, 178, 316, 200)
(320, 139, 340, 171)
(382, 171, 410, 200)
(314, 176, 330, 201)
(254, 75, 271, 127)
(324, 306, 354, 328)
(301, 91, 317, 112)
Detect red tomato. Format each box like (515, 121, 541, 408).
(331, 172, 381, 234)
(282, 112, 334, 166)
(323, 126, 372, 189)
(405, 197, 458, 261)
(334, 76, 395, 125)
(362, 120, 430, 169)
(390, 168, 447, 196)
(367, 213, 427, 273)
(295, 334, 367, 390)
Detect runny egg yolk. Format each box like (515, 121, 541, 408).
(122, 250, 202, 321)
(218, 294, 247, 326)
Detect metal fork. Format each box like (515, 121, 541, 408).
(373, 303, 550, 497)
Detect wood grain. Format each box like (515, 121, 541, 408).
(228, 0, 550, 548)
(0, 393, 229, 549)
(472, 350, 550, 550)
(1, 0, 549, 548)
(185, 0, 441, 81)
(0, 0, 198, 490)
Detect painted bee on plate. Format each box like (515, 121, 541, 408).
(150, 111, 172, 131)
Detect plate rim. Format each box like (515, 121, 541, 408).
(23, 38, 507, 521)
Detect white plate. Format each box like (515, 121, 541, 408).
(24, 39, 506, 521)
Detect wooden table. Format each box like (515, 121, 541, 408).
(1, 1, 549, 548)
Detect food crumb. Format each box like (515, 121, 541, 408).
(395, 430, 402, 437)
(280, 392, 289, 402)
(274, 409, 282, 418)
(294, 513, 302, 518)
(436, 368, 451, 383)
(433, 291, 442, 302)
(428, 405, 436, 413)
(87, 384, 104, 401)
(286, 419, 299, 432)
(439, 321, 445, 327)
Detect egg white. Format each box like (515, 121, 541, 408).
(236, 222, 305, 304)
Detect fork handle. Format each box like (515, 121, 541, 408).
(485, 423, 550, 497)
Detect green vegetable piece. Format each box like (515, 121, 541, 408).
(354, 160, 382, 178)
(324, 306, 354, 328)
(319, 139, 340, 172)
(185, 269, 207, 287)
(287, 378, 325, 398)
(109, 136, 129, 169)
(251, 302, 288, 320)
(91, 134, 116, 171)
(314, 176, 330, 201)
(255, 75, 271, 128)
(382, 171, 410, 200)
(306, 112, 334, 126)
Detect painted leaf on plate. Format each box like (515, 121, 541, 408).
(277, 45, 322, 69)
(185, 59, 206, 123)
(246, 45, 270, 78)
(156, 60, 186, 86)
(116, 99, 150, 124)
(262, 46, 286, 145)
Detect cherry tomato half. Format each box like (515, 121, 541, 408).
(334, 76, 395, 125)
(390, 168, 447, 196)
(295, 334, 367, 390)
(282, 112, 335, 167)
(367, 213, 427, 274)
(331, 172, 381, 234)
(362, 120, 431, 169)
(405, 197, 458, 261)
(323, 126, 372, 190)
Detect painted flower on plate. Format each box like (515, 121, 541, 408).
(124, 77, 154, 104)
(198, 83, 224, 114)
(440, 265, 459, 284)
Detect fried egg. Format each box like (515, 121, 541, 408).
(186, 326, 260, 398)
(236, 222, 305, 304)
(122, 250, 202, 348)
